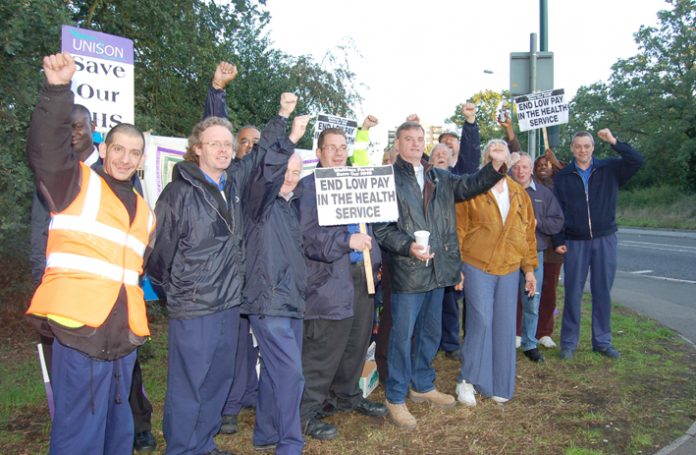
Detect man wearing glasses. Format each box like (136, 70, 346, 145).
(297, 119, 387, 441)
(149, 61, 306, 455)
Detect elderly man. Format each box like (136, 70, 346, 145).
(554, 129, 644, 360)
(26, 53, 155, 454)
(298, 116, 386, 441)
(510, 152, 565, 363)
(373, 120, 507, 429)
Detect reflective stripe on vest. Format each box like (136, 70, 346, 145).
(28, 162, 155, 336)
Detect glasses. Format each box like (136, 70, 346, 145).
(321, 145, 348, 153)
(203, 141, 234, 151)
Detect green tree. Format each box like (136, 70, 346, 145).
(0, 0, 361, 247)
(445, 89, 525, 148)
(564, 0, 695, 191)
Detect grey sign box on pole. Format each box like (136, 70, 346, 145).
(509, 51, 554, 96)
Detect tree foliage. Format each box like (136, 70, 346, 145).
(563, 0, 695, 191)
(0, 0, 361, 244)
(445, 89, 526, 149)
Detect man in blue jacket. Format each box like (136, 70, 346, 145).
(298, 122, 385, 441)
(553, 128, 644, 360)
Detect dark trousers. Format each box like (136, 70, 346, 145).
(300, 264, 372, 423)
(223, 315, 259, 416)
(41, 334, 152, 433)
(440, 286, 464, 353)
(375, 257, 392, 383)
(561, 235, 617, 350)
(129, 354, 153, 433)
(250, 315, 304, 455)
(537, 261, 562, 338)
(163, 308, 239, 455)
(50, 340, 136, 454)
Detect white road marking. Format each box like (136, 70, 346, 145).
(618, 270, 696, 285)
(618, 240, 696, 255)
(631, 270, 653, 274)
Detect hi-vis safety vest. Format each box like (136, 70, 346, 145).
(27, 162, 155, 337)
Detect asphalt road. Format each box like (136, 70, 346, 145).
(611, 227, 696, 344)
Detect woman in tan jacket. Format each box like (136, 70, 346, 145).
(453, 139, 538, 406)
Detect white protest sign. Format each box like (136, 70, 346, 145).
(296, 148, 318, 178)
(312, 114, 359, 154)
(141, 133, 187, 207)
(315, 166, 398, 226)
(514, 88, 569, 132)
(61, 25, 134, 134)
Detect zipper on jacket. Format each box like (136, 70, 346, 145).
(573, 170, 594, 238)
(184, 174, 233, 234)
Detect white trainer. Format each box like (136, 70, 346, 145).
(455, 381, 476, 407)
(538, 336, 557, 348)
(491, 396, 509, 404)
(515, 336, 521, 349)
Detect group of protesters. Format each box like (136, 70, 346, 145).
(26, 52, 644, 455)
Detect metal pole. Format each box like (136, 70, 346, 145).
(540, 0, 548, 52)
(528, 33, 537, 161)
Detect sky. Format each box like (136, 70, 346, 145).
(262, 0, 669, 149)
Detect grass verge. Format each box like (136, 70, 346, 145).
(1, 293, 695, 454)
(617, 185, 696, 230)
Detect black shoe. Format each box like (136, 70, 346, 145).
(219, 414, 238, 435)
(592, 345, 621, 359)
(304, 417, 338, 440)
(354, 397, 388, 417)
(133, 430, 156, 452)
(523, 348, 545, 363)
(317, 402, 338, 418)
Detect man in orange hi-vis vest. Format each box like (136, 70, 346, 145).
(26, 52, 155, 455)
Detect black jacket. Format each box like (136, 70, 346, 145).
(298, 173, 381, 320)
(553, 141, 644, 241)
(148, 116, 292, 319)
(373, 156, 503, 293)
(240, 146, 306, 318)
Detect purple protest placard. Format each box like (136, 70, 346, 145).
(61, 25, 135, 133)
(61, 25, 133, 64)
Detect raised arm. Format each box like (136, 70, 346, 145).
(202, 61, 237, 120)
(352, 115, 378, 166)
(598, 128, 645, 186)
(27, 52, 82, 213)
(498, 111, 522, 153)
(229, 92, 300, 189)
(245, 114, 309, 222)
(453, 102, 481, 175)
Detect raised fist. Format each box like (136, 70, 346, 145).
(597, 128, 617, 145)
(405, 113, 420, 124)
(212, 61, 237, 90)
(279, 92, 298, 117)
(362, 115, 379, 130)
(461, 102, 476, 124)
(43, 52, 75, 86)
(289, 114, 311, 144)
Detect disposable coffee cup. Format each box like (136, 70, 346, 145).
(414, 230, 430, 248)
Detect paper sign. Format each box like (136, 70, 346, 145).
(514, 88, 569, 132)
(61, 25, 134, 134)
(312, 113, 358, 154)
(315, 166, 398, 226)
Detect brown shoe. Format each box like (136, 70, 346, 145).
(409, 388, 456, 408)
(385, 401, 417, 430)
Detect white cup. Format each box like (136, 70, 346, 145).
(414, 230, 430, 248)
